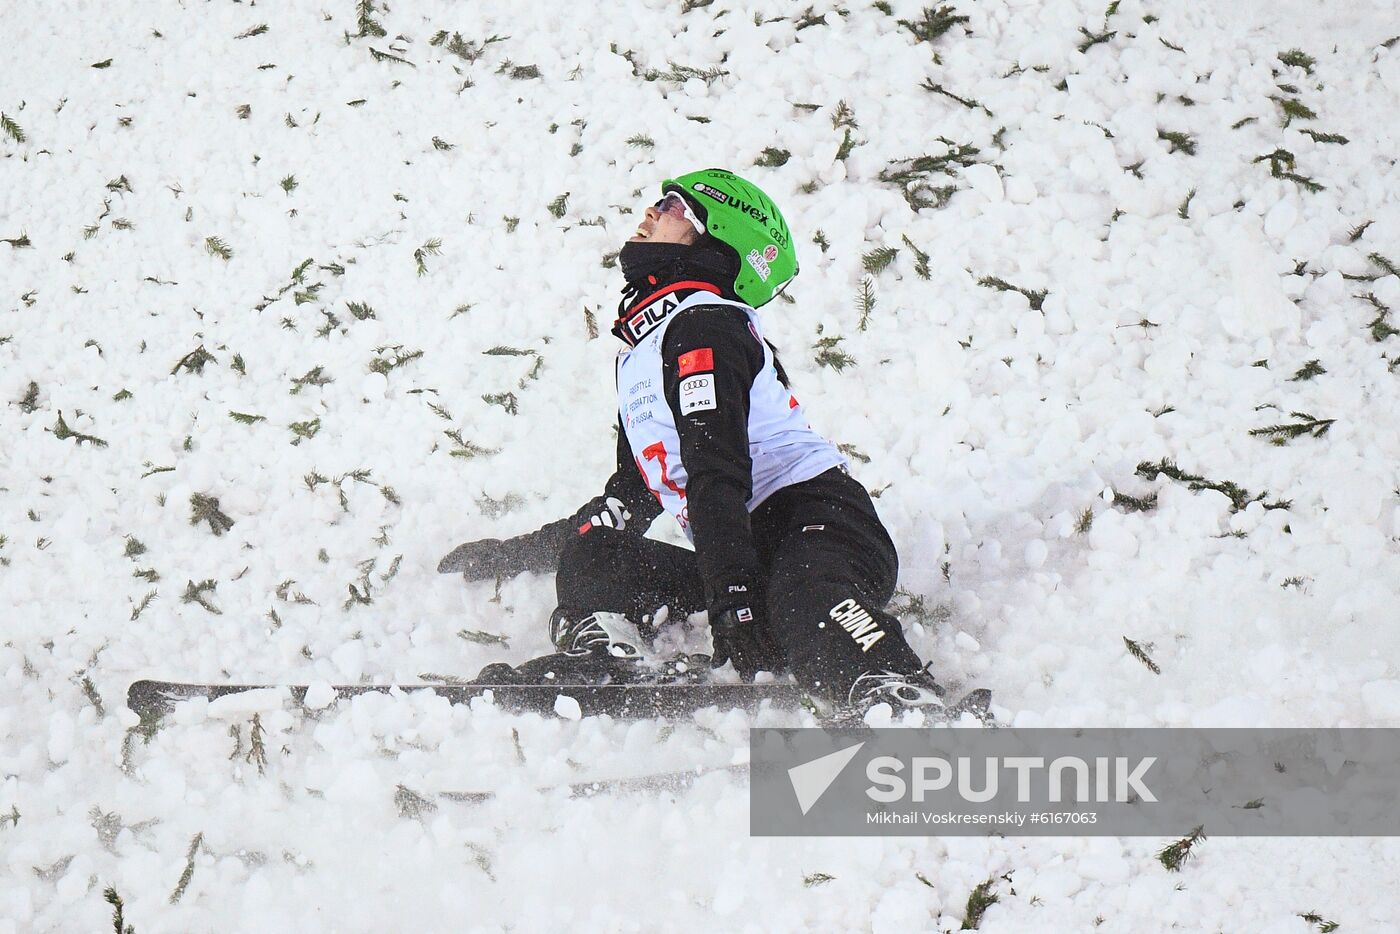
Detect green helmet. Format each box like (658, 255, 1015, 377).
(661, 168, 797, 307)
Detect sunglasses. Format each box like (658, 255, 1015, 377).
(655, 192, 706, 234)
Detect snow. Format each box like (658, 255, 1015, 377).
(3, 0, 1400, 929)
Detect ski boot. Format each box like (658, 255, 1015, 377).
(549, 610, 649, 659)
(848, 665, 947, 712)
(470, 611, 708, 687)
(838, 665, 992, 724)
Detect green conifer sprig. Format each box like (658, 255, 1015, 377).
(104, 885, 134, 934)
(52, 411, 109, 447)
(755, 148, 791, 167)
(288, 418, 322, 444)
(1289, 359, 1326, 381)
(814, 335, 856, 371)
(547, 193, 569, 218)
(878, 143, 979, 209)
(901, 235, 931, 278)
(246, 713, 268, 773)
(1369, 252, 1400, 277)
(204, 236, 233, 260)
(496, 61, 540, 79)
(831, 100, 858, 129)
(1110, 489, 1157, 512)
(1300, 129, 1348, 144)
(1177, 189, 1196, 218)
(445, 429, 499, 459)
(1123, 637, 1161, 674)
(1136, 458, 1290, 512)
(169, 832, 204, 903)
(626, 134, 654, 148)
(835, 127, 861, 161)
(235, 24, 268, 39)
(353, 0, 387, 38)
(1252, 148, 1323, 191)
(961, 877, 1000, 929)
(1298, 911, 1340, 932)
(172, 344, 216, 375)
(130, 589, 157, 621)
(637, 61, 728, 84)
(414, 238, 442, 276)
(862, 246, 899, 275)
(181, 579, 222, 614)
(289, 366, 332, 394)
(976, 274, 1048, 310)
(856, 277, 877, 331)
(836, 443, 872, 464)
(878, 144, 981, 185)
(369, 346, 424, 374)
(919, 79, 993, 115)
(440, 33, 505, 63)
(1249, 412, 1335, 444)
(1, 112, 25, 143)
(229, 411, 266, 424)
(395, 784, 438, 818)
(190, 494, 235, 535)
(1157, 129, 1197, 155)
(457, 628, 511, 647)
(1077, 26, 1117, 53)
(1157, 825, 1206, 871)
(369, 47, 415, 67)
(2, 232, 32, 248)
(897, 5, 970, 46)
(1277, 49, 1316, 73)
(1358, 293, 1398, 341)
(482, 391, 519, 414)
(1272, 96, 1317, 127)
(1073, 507, 1094, 534)
(477, 492, 526, 518)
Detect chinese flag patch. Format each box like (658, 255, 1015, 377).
(677, 347, 714, 377)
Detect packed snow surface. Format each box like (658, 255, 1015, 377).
(4, 0, 1400, 930)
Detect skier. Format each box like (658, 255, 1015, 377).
(440, 169, 954, 715)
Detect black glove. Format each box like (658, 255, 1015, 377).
(576, 496, 631, 535)
(437, 526, 566, 580)
(708, 583, 781, 681)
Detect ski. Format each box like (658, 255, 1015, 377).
(439, 763, 751, 803)
(126, 679, 807, 720)
(129, 678, 993, 724)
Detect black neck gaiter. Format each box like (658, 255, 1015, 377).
(617, 239, 741, 310)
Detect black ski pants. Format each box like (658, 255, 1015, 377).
(554, 467, 924, 700)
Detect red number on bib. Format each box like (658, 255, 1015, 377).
(640, 441, 686, 500)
